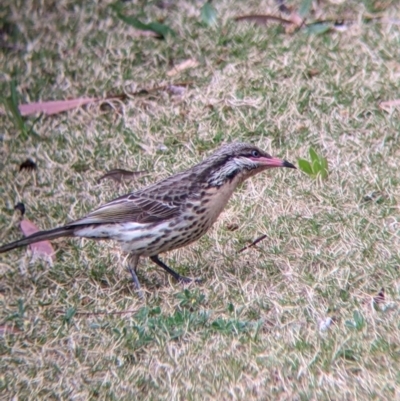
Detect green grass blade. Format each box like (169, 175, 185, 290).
(4, 81, 29, 140)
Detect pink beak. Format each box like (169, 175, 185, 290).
(251, 156, 296, 169)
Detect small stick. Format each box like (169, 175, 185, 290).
(238, 234, 267, 253)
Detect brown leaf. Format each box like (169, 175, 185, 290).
(238, 234, 267, 253)
(307, 69, 320, 78)
(225, 223, 239, 232)
(379, 99, 400, 111)
(16, 83, 195, 117)
(19, 158, 37, 171)
(166, 59, 199, 77)
(18, 97, 99, 116)
(0, 325, 23, 335)
(97, 169, 148, 184)
(20, 219, 56, 261)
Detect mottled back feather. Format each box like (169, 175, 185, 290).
(70, 195, 180, 226)
(68, 142, 268, 227)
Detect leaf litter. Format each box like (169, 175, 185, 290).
(13, 202, 56, 262)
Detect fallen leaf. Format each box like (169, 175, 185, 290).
(20, 219, 56, 261)
(98, 169, 148, 184)
(0, 325, 23, 335)
(306, 69, 320, 78)
(238, 234, 267, 253)
(167, 59, 199, 77)
(225, 223, 239, 232)
(19, 158, 37, 171)
(379, 99, 400, 111)
(235, 9, 358, 36)
(18, 97, 99, 116)
(16, 83, 194, 117)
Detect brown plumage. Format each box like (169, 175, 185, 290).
(0, 142, 295, 291)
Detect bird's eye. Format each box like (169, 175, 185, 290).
(251, 150, 260, 157)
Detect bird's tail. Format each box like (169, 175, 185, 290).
(0, 226, 74, 254)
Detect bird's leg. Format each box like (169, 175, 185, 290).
(127, 254, 144, 299)
(150, 255, 201, 284)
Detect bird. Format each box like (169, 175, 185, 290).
(0, 142, 295, 292)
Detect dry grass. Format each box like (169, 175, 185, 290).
(1, 0, 400, 399)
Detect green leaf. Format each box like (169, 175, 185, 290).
(320, 156, 328, 171)
(305, 23, 331, 35)
(309, 147, 319, 164)
(319, 169, 328, 180)
(298, 0, 313, 18)
(311, 159, 322, 174)
(113, 9, 176, 38)
(298, 159, 313, 175)
(201, 2, 217, 27)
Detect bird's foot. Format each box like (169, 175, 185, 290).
(150, 255, 202, 285)
(128, 266, 145, 300)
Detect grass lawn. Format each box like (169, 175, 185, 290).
(1, 0, 400, 399)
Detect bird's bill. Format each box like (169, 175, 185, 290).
(253, 156, 296, 169)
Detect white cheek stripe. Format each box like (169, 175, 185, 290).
(208, 158, 257, 186)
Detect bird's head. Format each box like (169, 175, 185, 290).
(204, 142, 296, 186)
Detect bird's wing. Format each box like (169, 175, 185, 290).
(69, 194, 180, 226)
